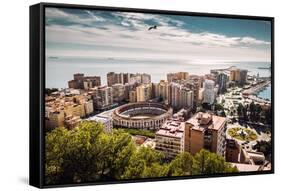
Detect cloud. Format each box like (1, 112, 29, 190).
(46, 8, 105, 26)
(45, 8, 271, 63)
(239, 37, 270, 45)
(84, 10, 105, 22)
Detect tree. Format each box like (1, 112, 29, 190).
(253, 140, 272, 158)
(264, 107, 272, 125)
(142, 163, 170, 178)
(192, 149, 238, 175)
(45, 121, 135, 184)
(237, 103, 243, 117)
(58, 121, 106, 183)
(169, 152, 194, 176)
(122, 147, 168, 179)
(221, 110, 226, 117)
(107, 130, 136, 179)
(214, 103, 224, 111)
(45, 122, 238, 184)
(45, 127, 69, 184)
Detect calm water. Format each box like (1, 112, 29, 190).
(257, 84, 271, 101)
(46, 57, 271, 89)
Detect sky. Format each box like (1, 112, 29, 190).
(45, 7, 271, 64)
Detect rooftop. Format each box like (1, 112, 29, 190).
(156, 118, 184, 138)
(230, 163, 261, 172)
(186, 112, 226, 131)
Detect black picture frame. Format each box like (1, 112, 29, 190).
(30, 2, 274, 188)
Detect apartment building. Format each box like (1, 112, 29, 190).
(185, 112, 227, 156)
(155, 118, 185, 158)
(68, 73, 101, 89)
(167, 72, 189, 83)
(136, 83, 152, 102)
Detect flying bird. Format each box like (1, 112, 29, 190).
(148, 25, 157, 30)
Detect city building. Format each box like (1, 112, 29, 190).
(64, 102, 86, 118)
(217, 72, 228, 94)
(87, 114, 113, 133)
(185, 112, 227, 156)
(173, 107, 192, 121)
(64, 115, 81, 129)
(168, 82, 194, 110)
(84, 76, 101, 89)
(73, 94, 94, 116)
(154, 80, 169, 101)
(140, 73, 151, 84)
(225, 139, 241, 163)
(204, 74, 216, 82)
(83, 100, 94, 116)
(155, 118, 185, 158)
(107, 72, 151, 86)
(124, 83, 136, 101)
(107, 72, 131, 86)
(180, 87, 194, 109)
(112, 83, 125, 102)
(68, 73, 101, 89)
(198, 88, 204, 102)
(129, 90, 137, 103)
(188, 75, 202, 105)
(45, 109, 65, 130)
(230, 163, 262, 172)
(229, 68, 248, 85)
(203, 79, 215, 104)
(167, 72, 189, 83)
(92, 86, 114, 110)
(240, 149, 265, 165)
(181, 81, 198, 107)
(239, 69, 248, 85)
(129, 73, 151, 84)
(45, 92, 94, 129)
(136, 83, 152, 102)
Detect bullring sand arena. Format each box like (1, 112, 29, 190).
(112, 102, 173, 130)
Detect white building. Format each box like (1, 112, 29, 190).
(87, 114, 113, 133)
(84, 100, 94, 115)
(136, 83, 152, 102)
(169, 82, 194, 110)
(155, 80, 169, 101)
(203, 80, 215, 104)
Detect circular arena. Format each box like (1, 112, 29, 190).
(112, 102, 173, 130)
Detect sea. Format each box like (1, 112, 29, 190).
(46, 57, 271, 100)
(257, 84, 271, 101)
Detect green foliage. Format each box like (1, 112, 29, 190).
(253, 140, 272, 157)
(227, 127, 257, 141)
(214, 103, 224, 111)
(45, 122, 238, 185)
(45, 121, 135, 184)
(168, 150, 238, 176)
(117, 128, 155, 138)
(122, 147, 168, 179)
(169, 152, 194, 176)
(237, 102, 271, 125)
(192, 149, 238, 174)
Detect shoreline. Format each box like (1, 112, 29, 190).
(242, 80, 271, 96)
(255, 84, 271, 101)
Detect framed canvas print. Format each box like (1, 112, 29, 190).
(29, 2, 274, 188)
